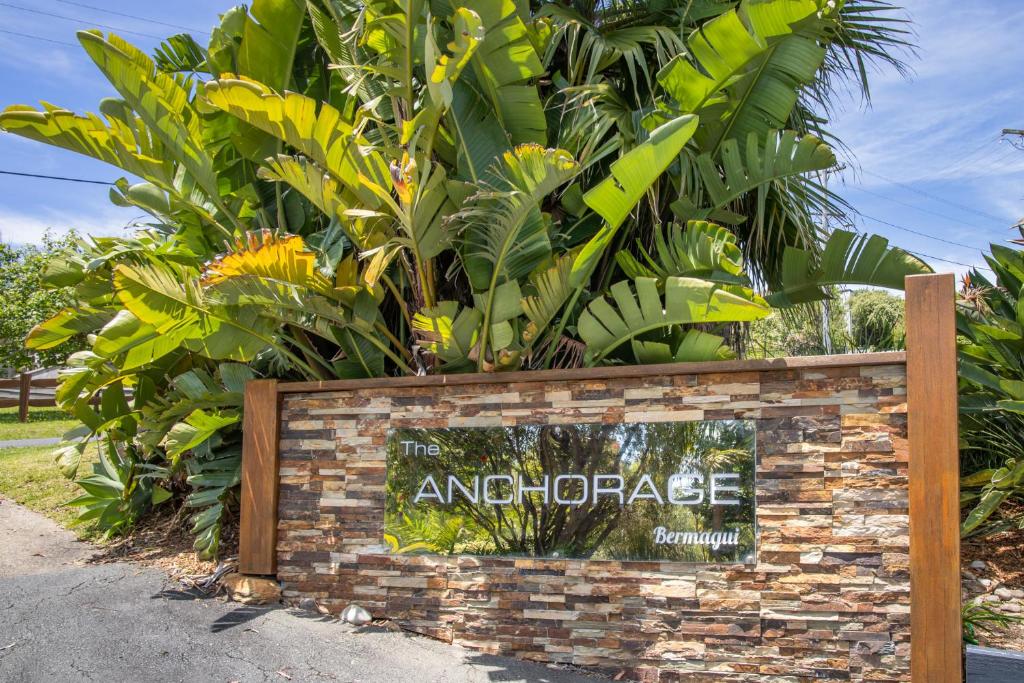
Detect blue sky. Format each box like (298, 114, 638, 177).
(0, 0, 1021, 279)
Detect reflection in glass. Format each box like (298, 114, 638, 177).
(384, 421, 756, 563)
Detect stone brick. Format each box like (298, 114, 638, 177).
(274, 363, 910, 682)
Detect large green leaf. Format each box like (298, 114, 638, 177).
(412, 301, 482, 371)
(439, 0, 547, 146)
(113, 264, 275, 361)
(459, 145, 579, 290)
(203, 79, 391, 208)
(572, 115, 698, 286)
(767, 229, 933, 306)
(616, 221, 747, 285)
(521, 253, 575, 344)
(93, 309, 193, 370)
(26, 307, 113, 351)
(163, 409, 241, 458)
(675, 129, 837, 219)
(0, 104, 174, 187)
(579, 276, 770, 364)
(77, 32, 223, 211)
(656, 0, 824, 156)
(237, 0, 306, 91)
(631, 329, 734, 365)
(449, 79, 514, 182)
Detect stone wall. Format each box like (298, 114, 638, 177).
(275, 361, 910, 682)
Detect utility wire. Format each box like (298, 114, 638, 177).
(929, 135, 1003, 180)
(849, 219, 993, 272)
(0, 28, 77, 47)
(0, 169, 115, 185)
(53, 0, 204, 34)
(0, 1, 164, 40)
(848, 185, 1008, 235)
(859, 168, 1011, 224)
(857, 211, 984, 250)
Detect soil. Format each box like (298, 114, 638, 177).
(961, 501, 1024, 651)
(89, 504, 240, 581)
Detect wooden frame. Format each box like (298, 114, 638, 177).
(237, 274, 962, 680)
(238, 379, 280, 575)
(906, 273, 962, 682)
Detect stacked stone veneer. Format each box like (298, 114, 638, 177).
(276, 362, 910, 682)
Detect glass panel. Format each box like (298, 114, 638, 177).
(384, 421, 757, 563)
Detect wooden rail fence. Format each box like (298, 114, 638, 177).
(0, 370, 59, 422)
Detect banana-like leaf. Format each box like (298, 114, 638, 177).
(237, 0, 306, 91)
(93, 309, 193, 370)
(203, 78, 391, 207)
(579, 276, 771, 364)
(656, 0, 824, 157)
(449, 79, 514, 182)
(631, 329, 734, 365)
(616, 221, 747, 285)
(203, 232, 332, 293)
(522, 253, 575, 344)
(163, 409, 241, 458)
(412, 301, 482, 369)
(438, 0, 547, 146)
(26, 307, 113, 351)
(113, 264, 276, 361)
(185, 445, 242, 558)
(658, 0, 817, 110)
(403, 162, 456, 261)
(154, 33, 209, 74)
(962, 488, 1012, 536)
(767, 229, 933, 306)
(78, 32, 222, 206)
(0, 103, 174, 188)
(459, 145, 579, 290)
(572, 115, 698, 287)
(426, 7, 484, 108)
(674, 130, 836, 219)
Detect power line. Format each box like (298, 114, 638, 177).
(849, 219, 993, 273)
(53, 0, 204, 34)
(857, 211, 982, 250)
(930, 136, 1004, 181)
(909, 249, 993, 273)
(0, 169, 114, 185)
(0, 28, 77, 47)
(860, 168, 1011, 224)
(0, 1, 164, 40)
(848, 185, 1007, 235)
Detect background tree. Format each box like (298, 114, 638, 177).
(0, 232, 82, 372)
(849, 289, 905, 351)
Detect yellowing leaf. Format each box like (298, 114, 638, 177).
(203, 232, 331, 293)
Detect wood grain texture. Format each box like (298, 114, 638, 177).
(906, 274, 962, 682)
(277, 351, 906, 394)
(239, 379, 280, 576)
(17, 373, 31, 422)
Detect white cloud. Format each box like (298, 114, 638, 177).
(832, 0, 1024, 186)
(0, 204, 142, 246)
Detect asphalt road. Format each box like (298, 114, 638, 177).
(0, 499, 602, 683)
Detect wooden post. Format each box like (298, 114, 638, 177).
(18, 372, 31, 423)
(906, 273, 962, 682)
(239, 379, 280, 575)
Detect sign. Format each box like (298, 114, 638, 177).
(384, 421, 756, 563)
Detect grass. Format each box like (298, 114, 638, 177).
(0, 405, 78, 441)
(0, 445, 98, 539)
(0, 405, 98, 538)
